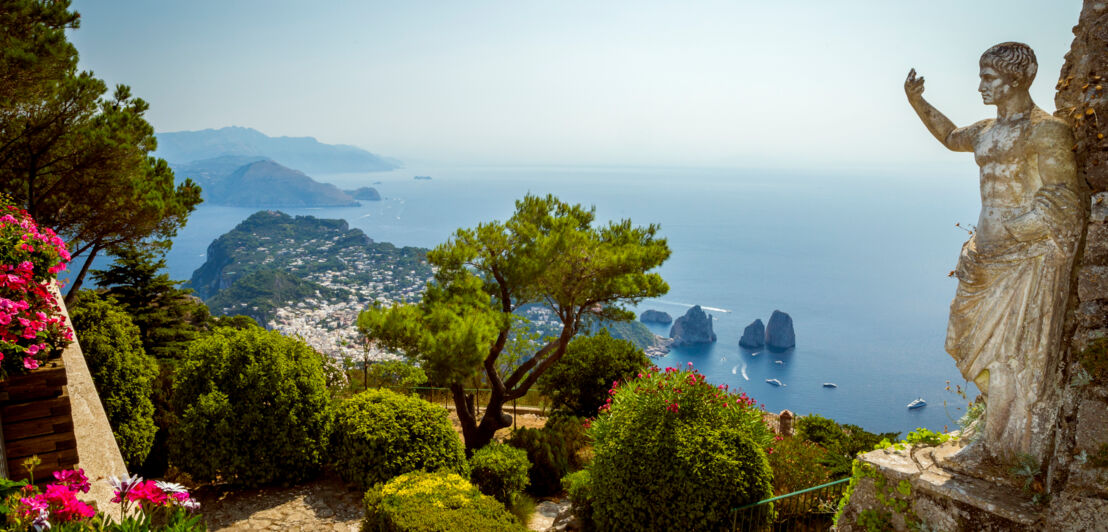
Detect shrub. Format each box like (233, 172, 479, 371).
(538, 330, 649, 417)
(507, 414, 590, 495)
(561, 469, 594, 531)
(587, 364, 774, 531)
(795, 414, 899, 478)
(362, 470, 527, 531)
(332, 388, 467, 490)
(469, 442, 530, 504)
(69, 292, 158, 469)
(767, 436, 831, 495)
(169, 327, 333, 486)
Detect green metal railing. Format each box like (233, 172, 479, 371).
(729, 478, 849, 531)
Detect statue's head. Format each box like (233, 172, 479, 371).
(978, 42, 1037, 105)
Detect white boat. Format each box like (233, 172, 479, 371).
(765, 378, 785, 387)
(822, 383, 837, 388)
(774, 360, 784, 365)
(907, 398, 926, 409)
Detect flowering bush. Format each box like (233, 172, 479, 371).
(585, 363, 775, 531)
(1, 467, 201, 531)
(0, 199, 73, 377)
(362, 470, 527, 531)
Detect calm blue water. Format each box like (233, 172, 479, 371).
(162, 165, 982, 437)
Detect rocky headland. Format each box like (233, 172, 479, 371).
(669, 305, 717, 347)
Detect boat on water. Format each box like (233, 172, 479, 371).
(774, 360, 784, 365)
(766, 378, 785, 387)
(907, 398, 926, 409)
(822, 383, 837, 388)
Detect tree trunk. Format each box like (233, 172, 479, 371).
(63, 244, 99, 307)
(466, 388, 512, 452)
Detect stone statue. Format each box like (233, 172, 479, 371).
(905, 42, 1086, 460)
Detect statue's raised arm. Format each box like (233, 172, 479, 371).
(905, 68, 983, 152)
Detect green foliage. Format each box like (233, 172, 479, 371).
(362, 470, 527, 532)
(365, 360, 428, 390)
(91, 244, 212, 359)
(331, 389, 467, 491)
(561, 469, 594, 531)
(468, 442, 530, 504)
(169, 327, 332, 487)
(903, 428, 950, 447)
(69, 292, 158, 469)
(204, 267, 338, 325)
(359, 193, 670, 450)
(795, 414, 899, 478)
(587, 366, 774, 531)
(767, 436, 831, 495)
(507, 415, 590, 496)
(538, 330, 649, 417)
(857, 509, 893, 531)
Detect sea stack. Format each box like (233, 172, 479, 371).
(739, 319, 765, 349)
(765, 310, 795, 350)
(669, 305, 717, 347)
(639, 309, 673, 325)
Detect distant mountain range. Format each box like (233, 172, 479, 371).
(155, 126, 400, 173)
(159, 128, 390, 207)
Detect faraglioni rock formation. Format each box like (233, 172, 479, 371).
(668, 305, 716, 347)
(765, 310, 795, 350)
(739, 319, 765, 349)
(639, 309, 673, 324)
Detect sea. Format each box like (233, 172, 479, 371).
(159, 164, 984, 437)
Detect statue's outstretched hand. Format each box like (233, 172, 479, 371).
(905, 68, 925, 101)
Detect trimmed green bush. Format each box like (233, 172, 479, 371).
(587, 365, 774, 531)
(538, 330, 650, 417)
(169, 327, 332, 486)
(69, 292, 158, 469)
(562, 469, 594, 531)
(469, 442, 530, 504)
(332, 388, 467, 490)
(362, 470, 528, 531)
(507, 414, 589, 495)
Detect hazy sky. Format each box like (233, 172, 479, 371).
(69, 1, 1081, 169)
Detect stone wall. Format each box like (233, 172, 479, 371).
(1047, 0, 1108, 506)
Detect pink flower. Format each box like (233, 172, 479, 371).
(23, 357, 39, 370)
(127, 480, 168, 506)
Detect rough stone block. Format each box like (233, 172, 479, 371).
(1092, 193, 1108, 222)
(1078, 265, 1108, 301)
(1082, 222, 1108, 264)
(1076, 300, 1108, 331)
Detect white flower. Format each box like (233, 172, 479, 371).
(155, 480, 187, 494)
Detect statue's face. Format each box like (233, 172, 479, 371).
(978, 66, 1014, 106)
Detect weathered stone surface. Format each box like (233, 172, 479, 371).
(668, 305, 716, 347)
(835, 442, 1041, 531)
(764, 310, 795, 350)
(739, 319, 765, 349)
(54, 285, 128, 511)
(638, 309, 672, 325)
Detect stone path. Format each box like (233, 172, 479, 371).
(194, 474, 363, 531)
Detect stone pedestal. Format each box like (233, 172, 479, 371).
(835, 437, 1108, 531)
(835, 440, 1041, 531)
